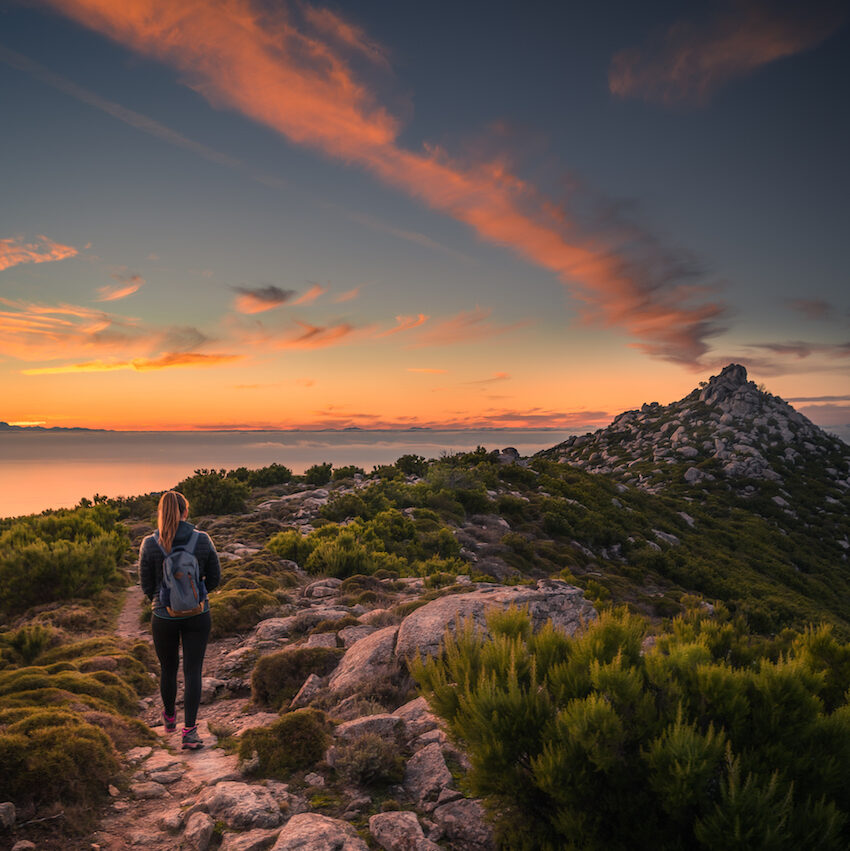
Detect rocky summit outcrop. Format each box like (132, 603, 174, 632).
(542, 364, 850, 496)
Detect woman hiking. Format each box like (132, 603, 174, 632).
(139, 490, 220, 749)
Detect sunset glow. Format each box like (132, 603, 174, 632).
(1, 2, 848, 432)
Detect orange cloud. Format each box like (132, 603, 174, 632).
(0, 235, 77, 272)
(334, 286, 361, 303)
(292, 284, 328, 306)
(45, 0, 727, 364)
(233, 285, 295, 314)
(468, 371, 510, 384)
(609, 1, 846, 106)
(376, 314, 429, 337)
(96, 273, 144, 301)
(280, 321, 355, 350)
(414, 308, 527, 347)
(22, 351, 241, 374)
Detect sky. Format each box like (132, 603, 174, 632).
(1, 0, 849, 432)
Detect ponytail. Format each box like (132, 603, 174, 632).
(157, 490, 189, 553)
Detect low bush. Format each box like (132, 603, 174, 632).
(208, 588, 279, 638)
(414, 607, 850, 850)
(335, 732, 404, 786)
(304, 463, 333, 485)
(0, 506, 128, 616)
(395, 454, 428, 477)
(266, 529, 314, 566)
(238, 709, 331, 778)
(332, 465, 365, 481)
(251, 646, 343, 710)
(305, 532, 371, 578)
(177, 469, 250, 515)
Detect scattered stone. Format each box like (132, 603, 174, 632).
(304, 772, 325, 787)
(335, 713, 403, 740)
(190, 781, 284, 829)
(148, 767, 185, 784)
(403, 743, 452, 810)
(394, 697, 439, 739)
(130, 781, 169, 799)
(125, 746, 153, 764)
(369, 810, 442, 851)
(338, 625, 376, 647)
(158, 808, 185, 832)
(108, 784, 120, 797)
(305, 632, 338, 649)
(290, 673, 324, 709)
(328, 625, 400, 694)
(271, 813, 368, 850)
(0, 801, 15, 829)
(11, 842, 36, 851)
(201, 676, 228, 703)
(219, 827, 283, 851)
(432, 798, 495, 850)
(184, 811, 216, 850)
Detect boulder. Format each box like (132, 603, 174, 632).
(328, 625, 400, 694)
(403, 743, 452, 810)
(184, 811, 215, 851)
(271, 813, 368, 850)
(305, 632, 338, 649)
(369, 811, 442, 851)
(335, 713, 404, 740)
(219, 827, 282, 851)
(190, 781, 283, 829)
(290, 673, 323, 709)
(432, 798, 495, 850)
(395, 580, 595, 662)
(0, 802, 15, 829)
(391, 697, 439, 739)
(338, 625, 376, 647)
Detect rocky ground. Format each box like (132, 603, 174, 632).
(56, 538, 593, 851)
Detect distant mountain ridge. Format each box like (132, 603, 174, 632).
(542, 363, 850, 496)
(0, 422, 106, 432)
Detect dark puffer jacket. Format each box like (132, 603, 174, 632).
(139, 520, 221, 619)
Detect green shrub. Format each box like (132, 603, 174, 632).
(209, 588, 279, 638)
(414, 608, 850, 850)
(304, 463, 333, 485)
(320, 493, 369, 522)
(177, 469, 250, 515)
(332, 465, 365, 481)
(0, 507, 128, 616)
(0, 713, 119, 810)
(335, 732, 404, 786)
(305, 532, 371, 578)
(396, 454, 428, 476)
(251, 647, 343, 709)
(267, 529, 314, 565)
(238, 709, 330, 778)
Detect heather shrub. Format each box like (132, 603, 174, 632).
(395, 454, 428, 476)
(304, 462, 333, 485)
(335, 732, 404, 786)
(208, 588, 279, 638)
(414, 607, 850, 850)
(304, 532, 371, 578)
(0, 506, 128, 616)
(238, 709, 331, 778)
(332, 465, 365, 481)
(177, 469, 250, 515)
(251, 646, 343, 710)
(266, 529, 314, 565)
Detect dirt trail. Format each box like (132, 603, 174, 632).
(116, 579, 148, 641)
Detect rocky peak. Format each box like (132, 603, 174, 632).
(541, 364, 850, 500)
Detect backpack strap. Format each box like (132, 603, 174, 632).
(152, 530, 169, 558)
(185, 529, 201, 555)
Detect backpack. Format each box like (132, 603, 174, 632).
(154, 530, 205, 617)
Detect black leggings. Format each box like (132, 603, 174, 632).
(151, 611, 211, 728)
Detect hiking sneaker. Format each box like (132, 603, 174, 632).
(182, 725, 203, 750)
(162, 711, 177, 733)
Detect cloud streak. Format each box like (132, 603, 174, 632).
(0, 234, 78, 272)
(96, 273, 144, 301)
(22, 351, 242, 375)
(233, 285, 295, 314)
(609, 1, 846, 106)
(785, 298, 834, 321)
(414, 308, 527, 346)
(292, 283, 328, 306)
(43, 0, 728, 366)
(376, 314, 429, 337)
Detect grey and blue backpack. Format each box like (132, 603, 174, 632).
(154, 530, 205, 617)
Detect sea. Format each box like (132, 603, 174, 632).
(0, 428, 582, 519)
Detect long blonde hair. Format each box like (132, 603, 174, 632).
(157, 490, 189, 553)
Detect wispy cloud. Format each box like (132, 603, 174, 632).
(787, 394, 850, 403)
(42, 0, 728, 366)
(375, 314, 429, 338)
(0, 234, 78, 272)
(292, 283, 328, 306)
(467, 371, 510, 384)
(334, 286, 361, 303)
(749, 340, 850, 359)
(414, 308, 527, 346)
(785, 298, 834, 321)
(22, 351, 241, 375)
(233, 284, 295, 314)
(609, 1, 846, 106)
(96, 272, 144, 301)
